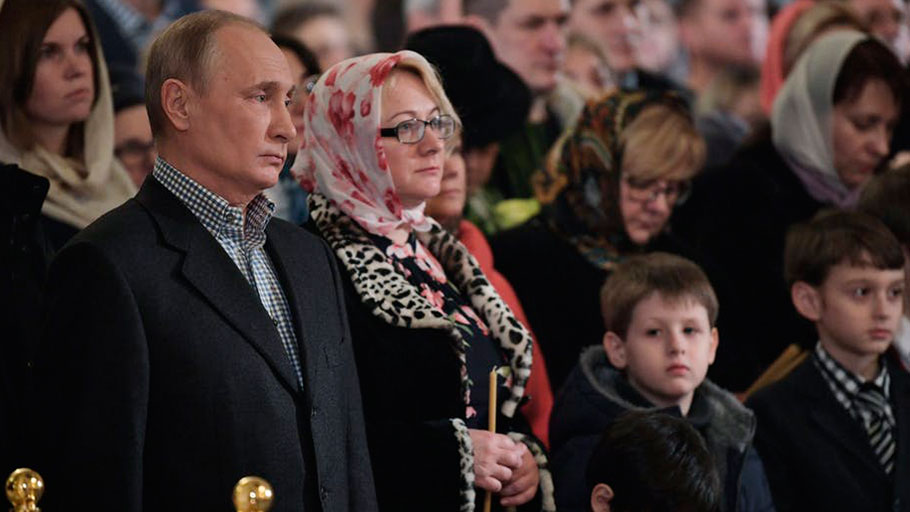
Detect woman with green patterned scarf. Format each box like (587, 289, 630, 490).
(491, 90, 707, 391)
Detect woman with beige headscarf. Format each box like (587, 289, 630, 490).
(0, 0, 136, 250)
(674, 31, 905, 391)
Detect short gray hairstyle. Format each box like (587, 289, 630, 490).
(145, 10, 265, 139)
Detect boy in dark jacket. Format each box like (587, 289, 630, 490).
(747, 210, 910, 511)
(551, 252, 774, 512)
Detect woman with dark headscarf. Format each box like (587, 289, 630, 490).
(491, 91, 707, 391)
(293, 51, 554, 512)
(674, 31, 905, 391)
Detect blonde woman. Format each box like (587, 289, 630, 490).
(295, 51, 554, 511)
(490, 90, 706, 391)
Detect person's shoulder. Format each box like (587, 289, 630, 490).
(67, 198, 154, 254)
(746, 357, 817, 413)
(268, 216, 328, 252)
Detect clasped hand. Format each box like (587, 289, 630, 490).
(468, 429, 540, 506)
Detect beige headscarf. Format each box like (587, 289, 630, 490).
(771, 30, 869, 208)
(0, 2, 137, 229)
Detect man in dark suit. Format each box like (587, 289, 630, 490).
(33, 10, 377, 511)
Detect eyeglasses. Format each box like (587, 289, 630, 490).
(380, 114, 456, 144)
(623, 176, 691, 206)
(303, 74, 320, 95)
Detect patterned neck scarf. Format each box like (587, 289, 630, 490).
(532, 90, 688, 270)
(291, 51, 454, 237)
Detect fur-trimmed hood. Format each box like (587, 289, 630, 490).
(577, 345, 755, 450)
(554, 345, 756, 489)
(308, 192, 534, 418)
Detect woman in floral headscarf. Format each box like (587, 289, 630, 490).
(490, 90, 706, 392)
(293, 52, 554, 512)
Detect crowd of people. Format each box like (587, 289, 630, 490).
(1, 0, 910, 511)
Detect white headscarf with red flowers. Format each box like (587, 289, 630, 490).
(291, 51, 456, 236)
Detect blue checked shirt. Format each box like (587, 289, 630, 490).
(153, 158, 304, 389)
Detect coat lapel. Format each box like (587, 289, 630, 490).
(263, 226, 320, 392)
(800, 362, 888, 477)
(888, 356, 910, 502)
(135, 179, 301, 394)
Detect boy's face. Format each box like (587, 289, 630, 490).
(604, 292, 718, 412)
(796, 261, 905, 360)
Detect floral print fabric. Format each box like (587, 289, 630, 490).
(290, 51, 440, 236)
(531, 90, 687, 270)
(370, 231, 508, 423)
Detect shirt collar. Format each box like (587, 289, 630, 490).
(152, 157, 274, 244)
(814, 342, 890, 401)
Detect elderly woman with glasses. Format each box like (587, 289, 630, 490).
(293, 51, 554, 512)
(490, 91, 707, 392)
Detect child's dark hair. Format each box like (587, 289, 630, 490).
(784, 209, 905, 287)
(858, 164, 910, 246)
(585, 410, 720, 512)
(600, 252, 718, 338)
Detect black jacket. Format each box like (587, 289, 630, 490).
(747, 356, 910, 512)
(307, 194, 553, 512)
(673, 132, 823, 390)
(550, 346, 775, 512)
(0, 164, 52, 478)
(33, 178, 377, 511)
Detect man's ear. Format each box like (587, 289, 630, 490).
(603, 331, 628, 369)
(590, 483, 614, 512)
(160, 78, 192, 133)
(791, 281, 823, 322)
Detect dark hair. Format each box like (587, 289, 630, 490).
(858, 164, 910, 246)
(785, 209, 905, 287)
(586, 410, 721, 512)
(272, 3, 341, 37)
(0, 0, 100, 153)
(145, 10, 263, 139)
(601, 252, 719, 338)
(270, 34, 321, 77)
(833, 39, 905, 107)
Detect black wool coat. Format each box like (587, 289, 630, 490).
(307, 194, 553, 512)
(747, 356, 910, 512)
(33, 178, 377, 511)
(0, 164, 53, 478)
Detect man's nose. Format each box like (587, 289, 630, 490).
(541, 22, 566, 53)
(271, 101, 297, 143)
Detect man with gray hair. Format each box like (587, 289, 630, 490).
(34, 10, 377, 511)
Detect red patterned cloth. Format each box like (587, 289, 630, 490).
(291, 51, 441, 236)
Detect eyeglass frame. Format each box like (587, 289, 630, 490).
(622, 175, 692, 206)
(379, 114, 456, 144)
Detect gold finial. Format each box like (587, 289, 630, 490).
(5, 468, 43, 512)
(233, 476, 274, 512)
